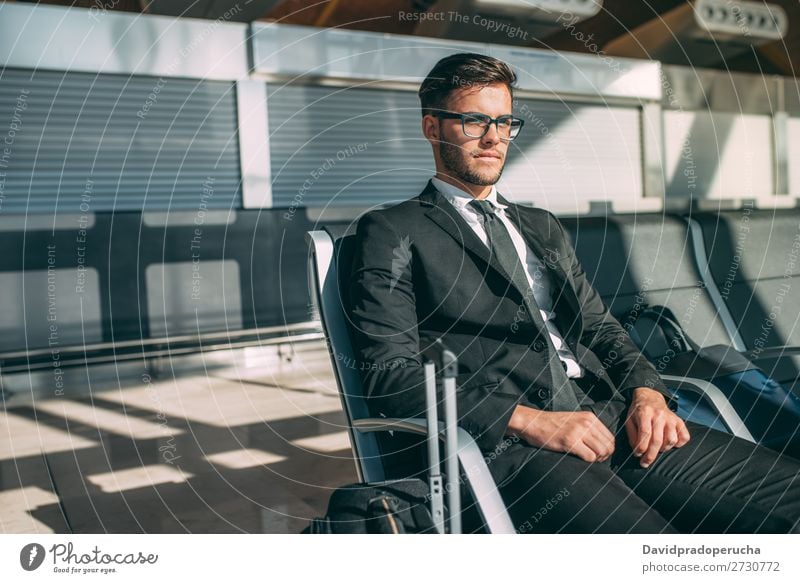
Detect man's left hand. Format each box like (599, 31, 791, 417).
(625, 387, 691, 468)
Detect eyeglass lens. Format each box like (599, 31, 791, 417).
(462, 114, 522, 139)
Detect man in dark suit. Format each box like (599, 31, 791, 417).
(346, 52, 800, 533)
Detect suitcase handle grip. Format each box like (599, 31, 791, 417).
(421, 338, 457, 378)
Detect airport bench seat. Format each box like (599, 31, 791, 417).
(306, 220, 757, 534)
(690, 208, 800, 387)
(561, 210, 800, 383)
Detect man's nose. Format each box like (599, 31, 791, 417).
(481, 122, 502, 145)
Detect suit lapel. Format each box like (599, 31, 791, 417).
(420, 180, 510, 286)
(419, 179, 583, 345)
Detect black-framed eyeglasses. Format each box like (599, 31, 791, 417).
(433, 111, 525, 141)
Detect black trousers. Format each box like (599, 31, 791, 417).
(498, 381, 800, 534)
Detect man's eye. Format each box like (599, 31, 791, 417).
(464, 115, 487, 125)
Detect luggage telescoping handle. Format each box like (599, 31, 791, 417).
(421, 339, 462, 534)
(422, 360, 445, 533)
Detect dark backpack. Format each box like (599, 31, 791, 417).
(302, 479, 440, 534)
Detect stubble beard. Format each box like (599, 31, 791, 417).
(438, 139, 504, 187)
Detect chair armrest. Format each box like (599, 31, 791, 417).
(351, 417, 516, 534)
(744, 345, 800, 360)
(660, 375, 756, 443)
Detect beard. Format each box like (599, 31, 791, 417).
(438, 139, 505, 186)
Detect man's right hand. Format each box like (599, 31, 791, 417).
(506, 404, 615, 463)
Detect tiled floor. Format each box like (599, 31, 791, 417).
(0, 341, 357, 533)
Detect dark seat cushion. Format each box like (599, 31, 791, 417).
(559, 213, 733, 351)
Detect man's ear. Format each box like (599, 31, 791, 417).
(421, 114, 439, 145)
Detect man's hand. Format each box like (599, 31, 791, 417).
(506, 404, 615, 463)
(625, 387, 691, 468)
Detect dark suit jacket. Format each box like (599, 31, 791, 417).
(346, 179, 678, 485)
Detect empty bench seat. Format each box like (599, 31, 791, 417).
(690, 208, 800, 388)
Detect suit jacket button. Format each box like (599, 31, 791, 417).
(536, 388, 549, 400)
(532, 338, 546, 352)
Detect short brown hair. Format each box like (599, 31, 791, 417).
(418, 52, 517, 117)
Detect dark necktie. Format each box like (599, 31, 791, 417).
(468, 198, 581, 412)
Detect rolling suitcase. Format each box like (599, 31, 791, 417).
(303, 339, 462, 534)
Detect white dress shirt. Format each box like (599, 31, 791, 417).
(431, 176, 584, 378)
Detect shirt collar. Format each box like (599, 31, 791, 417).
(430, 176, 508, 211)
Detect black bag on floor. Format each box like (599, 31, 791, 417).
(302, 479, 439, 534)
